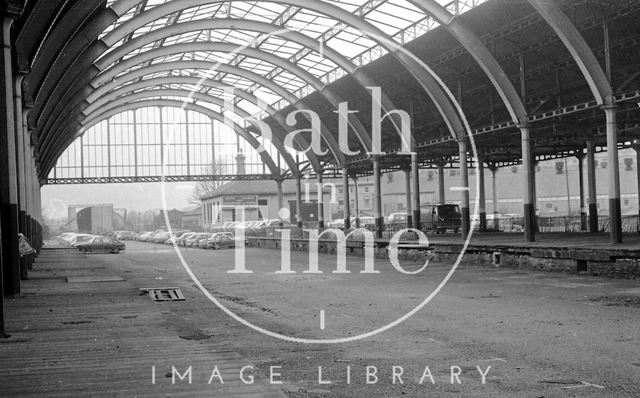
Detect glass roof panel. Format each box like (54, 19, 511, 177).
(101, 0, 489, 112)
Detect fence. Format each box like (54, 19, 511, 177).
(241, 214, 639, 241)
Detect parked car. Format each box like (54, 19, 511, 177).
(136, 231, 153, 241)
(164, 230, 191, 244)
(202, 232, 234, 249)
(57, 232, 78, 245)
(76, 236, 125, 254)
(177, 232, 196, 246)
(386, 213, 408, 224)
(358, 216, 376, 229)
(208, 234, 244, 250)
(114, 231, 136, 240)
(195, 233, 214, 248)
(327, 219, 344, 229)
(149, 231, 170, 243)
(70, 234, 97, 248)
(420, 204, 462, 234)
(184, 232, 210, 247)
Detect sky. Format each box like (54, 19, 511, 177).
(42, 182, 197, 219)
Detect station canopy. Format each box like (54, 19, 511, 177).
(15, 0, 640, 180)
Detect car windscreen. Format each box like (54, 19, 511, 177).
(438, 205, 461, 218)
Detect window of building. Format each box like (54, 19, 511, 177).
(364, 198, 371, 208)
(364, 187, 369, 193)
(398, 203, 405, 210)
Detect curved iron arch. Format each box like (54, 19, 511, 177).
(40, 60, 342, 170)
(102, 0, 465, 140)
(408, 0, 528, 126)
(92, 18, 406, 148)
(80, 75, 319, 174)
(85, 41, 373, 154)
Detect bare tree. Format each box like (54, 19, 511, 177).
(190, 158, 226, 203)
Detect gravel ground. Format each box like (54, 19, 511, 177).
(107, 241, 640, 397)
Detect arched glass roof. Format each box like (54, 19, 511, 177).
(98, 0, 489, 118)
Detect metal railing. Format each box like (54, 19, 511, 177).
(240, 214, 640, 242)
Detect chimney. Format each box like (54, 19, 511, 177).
(236, 151, 246, 175)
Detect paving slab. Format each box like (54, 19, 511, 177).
(0, 247, 286, 398)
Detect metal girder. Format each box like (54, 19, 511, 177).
(526, 0, 613, 105)
(409, 0, 528, 126)
(72, 56, 344, 167)
(22, 0, 103, 98)
(43, 59, 338, 170)
(94, 18, 407, 152)
(44, 61, 300, 154)
(81, 89, 258, 126)
(102, 0, 464, 141)
(86, 76, 274, 114)
(214, 4, 301, 85)
(243, 0, 386, 98)
(40, 16, 409, 172)
(24, 0, 110, 125)
(90, 41, 373, 154)
(14, 0, 68, 72)
(24, 0, 141, 152)
(44, 99, 280, 179)
(46, 174, 280, 185)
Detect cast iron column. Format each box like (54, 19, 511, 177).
(404, 168, 412, 228)
(372, 155, 383, 239)
(576, 151, 587, 231)
(477, 158, 487, 232)
(489, 165, 500, 231)
(295, 175, 303, 228)
(352, 176, 360, 228)
(342, 167, 350, 230)
(586, 139, 598, 232)
(520, 125, 536, 242)
(438, 162, 445, 205)
(411, 153, 421, 230)
(0, 16, 21, 295)
(317, 171, 324, 229)
(22, 109, 32, 269)
(633, 143, 640, 228)
(371, 155, 384, 238)
(458, 141, 470, 240)
(14, 75, 27, 280)
(604, 105, 622, 243)
(275, 178, 284, 218)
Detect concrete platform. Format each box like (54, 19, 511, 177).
(421, 232, 640, 258)
(247, 231, 640, 277)
(3, 241, 639, 396)
(0, 247, 285, 397)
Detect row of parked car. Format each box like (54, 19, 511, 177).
(212, 219, 292, 233)
(57, 232, 126, 253)
(134, 230, 241, 250)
